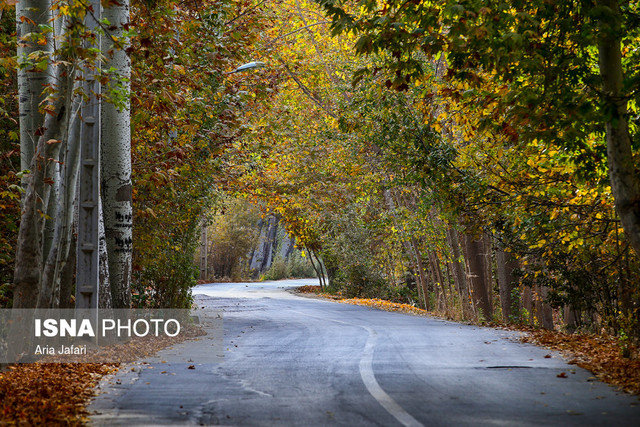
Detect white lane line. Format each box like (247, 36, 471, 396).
(291, 309, 423, 427)
(359, 326, 423, 427)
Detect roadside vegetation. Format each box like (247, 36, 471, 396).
(3, 0, 637, 333)
(232, 0, 640, 345)
(201, 196, 316, 282)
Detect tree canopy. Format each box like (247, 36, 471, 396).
(1, 0, 639, 340)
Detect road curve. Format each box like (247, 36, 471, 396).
(90, 279, 640, 426)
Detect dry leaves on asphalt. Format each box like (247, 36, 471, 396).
(297, 286, 428, 315)
(336, 297, 429, 316)
(522, 329, 640, 395)
(296, 285, 324, 294)
(0, 323, 206, 424)
(0, 363, 115, 425)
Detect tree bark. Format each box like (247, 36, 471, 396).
(564, 305, 579, 332)
(16, 0, 50, 179)
(463, 233, 493, 321)
(52, 100, 82, 302)
(536, 283, 554, 330)
(101, 0, 132, 308)
(409, 237, 429, 310)
(482, 234, 494, 311)
(446, 228, 474, 319)
(382, 189, 429, 309)
(597, 1, 640, 261)
(13, 62, 70, 308)
(495, 245, 519, 322)
(98, 198, 112, 309)
(428, 250, 446, 311)
(58, 231, 76, 309)
(307, 248, 322, 290)
(37, 69, 76, 308)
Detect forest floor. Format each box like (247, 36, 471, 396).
(295, 285, 640, 397)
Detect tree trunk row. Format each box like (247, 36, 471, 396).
(13, 0, 132, 309)
(385, 189, 561, 328)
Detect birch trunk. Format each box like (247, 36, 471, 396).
(16, 0, 50, 178)
(58, 231, 76, 308)
(101, 0, 132, 308)
(38, 163, 62, 308)
(13, 63, 70, 308)
(98, 198, 112, 309)
(41, 163, 59, 262)
(37, 70, 77, 308)
(53, 100, 82, 299)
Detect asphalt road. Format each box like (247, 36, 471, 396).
(90, 279, 640, 426)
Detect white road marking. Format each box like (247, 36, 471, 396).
(291, 309, 423, 427)
(359, 326, 423, 427)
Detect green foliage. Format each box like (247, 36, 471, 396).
(132, 223, 198, 308)
(319, 210, 389, 298)
(0, 7, 19, 307)
(228, 0, 640, 337)
(263, 253, 316, 281)
(287, 253, 316, 279)
(207, 197, 260, 281)
(132, 173, 209, 308)
(129, 0, 267, 306)
(263, 256, 288, 281)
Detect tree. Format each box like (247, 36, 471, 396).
(101, 0, 132, 308)
(597, 0, 640, 261)
(11, 0, 132, 308)
(0, 4, 21, 307)
(316, 0, 640, 258)
(127, 0, 267, 307)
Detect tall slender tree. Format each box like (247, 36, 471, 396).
(101, 0, 132, 308)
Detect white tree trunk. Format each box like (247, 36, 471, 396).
(98, 198, 112, 309)
(16, 0, 50, 177)
(101, 0, 132, 308)
(13, 62, 70, 308)
(38, 92, 82, 307)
